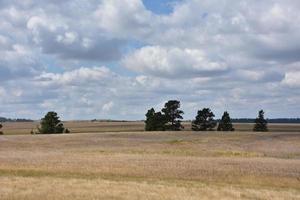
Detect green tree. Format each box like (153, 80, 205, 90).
(145, 108, 166, 131)
(145, 108, 156, 131)
(253, 110, 268, 132)
(161, 100, 184, 131)
(217, 111, 235, 131)
(192, 108, 216, 131)
(0, 123, 3, 135)
(38, 111, 65, 134)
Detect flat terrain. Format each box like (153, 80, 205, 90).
(0, 130, 300, 199)
(1, 121, 300, 135)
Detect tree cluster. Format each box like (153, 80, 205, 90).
(145, 100, 184, 131)
(191, 108, 235, 131)
(145, 100, 268, 132)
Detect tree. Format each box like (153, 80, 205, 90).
(145, 108, 156, 131)
(145, 108, 166, 131)
(253, 110, 268, 132)
(38, 111, 65, 134)
(161, 100, 184, 131)
(0, 123, 3, 135)
(217, 111, 234, 131)
(192, 108, 216, 131)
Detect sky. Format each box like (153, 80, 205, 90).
(0, 0, 300, 120)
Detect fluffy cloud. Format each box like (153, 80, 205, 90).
(94, 0, 154, 39)
(123, 46, 228, 78)
(0, 43, 42, 81)
(26, 13, 124, 62)
(282, 72, 300, 88)
(35, 66, 115, 86)
(1, 0, 300, 119)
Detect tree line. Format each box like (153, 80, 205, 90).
(0, 117, 33, 123)
(0, 100, 268, 135)
(145, 100, 268, 132)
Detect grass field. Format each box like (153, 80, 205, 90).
(1, 121, 300, 135)
(0, 124, 300, 199)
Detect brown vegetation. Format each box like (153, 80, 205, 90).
(0, 130, 299, 199)
(1, 121, 300, 135)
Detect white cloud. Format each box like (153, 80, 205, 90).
(94, 0, 154, 38)
(282, 72, 300, 87)
(35, 66, 114, 86)
(123, 46, 228, 78)
(102, 101, 114, 112)
(1, 0, 300, 119)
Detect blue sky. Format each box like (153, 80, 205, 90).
(0, 0, 300, 120)
(143, 0, 180, 14)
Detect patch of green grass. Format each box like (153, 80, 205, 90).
(166, 139, 185, 145)
(212, 150, 263, 157)
(281, 153, 300, 159)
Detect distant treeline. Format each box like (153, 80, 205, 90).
(91, 119, 132, 122)
(230, 118, 300, 123)
(0, 117, 34, 122)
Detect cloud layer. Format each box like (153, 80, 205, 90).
(0, 0, 300, 119)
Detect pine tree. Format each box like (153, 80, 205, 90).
(217, 111, 234, 131)
(145, 108, 166, 131)
(192, 108, 216, 131)
(38, 111, 65, 134)
(253, 110, 268, 132)
(161, 100, 184, 131)
(145, 108, 158, 131)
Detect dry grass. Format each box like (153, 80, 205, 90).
(1, 176, 299, 200)
(0, 130, 300, 199)
(1, 121, 300, 135)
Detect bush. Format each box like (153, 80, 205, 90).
(64, 128, 71, 134)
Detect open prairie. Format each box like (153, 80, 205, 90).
(1, 121, 300, 135)
(0, 128, 300, 199)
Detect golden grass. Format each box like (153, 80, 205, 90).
(0, 131, 299, 199)
(1, 121, 300, 135)
(1, 176, 299, 200)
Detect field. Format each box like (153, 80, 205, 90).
(0, 122, 300, 199)
(2, 121, 300, 135)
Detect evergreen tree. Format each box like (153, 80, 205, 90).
(145, 108, 166, 131)
(0, 123, 3, 135)
(253, 110, 268, 132)
(217, 111, 234, 131)
(161, 100, 184, 131)
(38, 111, 65, 134)
(192, 108, 216, 131)
(152, 111, 167, 131)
